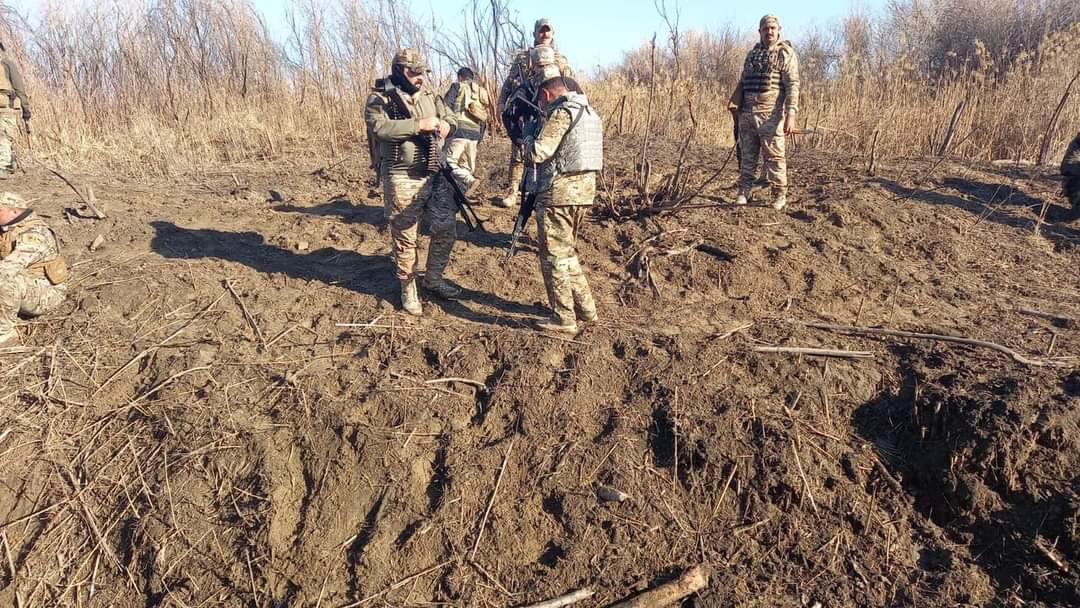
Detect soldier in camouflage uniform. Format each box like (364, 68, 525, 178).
(364, 49, 461, 316)
(495, 18, 575, 209)
(524, 69, 603, 334)
(0, 42, 32, 175)
(728, 14, 800, 211)
(1062, 131, 1080, 220)
(0, 192, 68, 346)
(443, 67, 490, 182)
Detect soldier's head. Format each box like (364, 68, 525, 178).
(537, 76, 570, 110)
(758, 15, 781, 46)
(391, 48, 429, 90)
(457, 67, 475, 82)
(0, 192, 28, 226)
(529, 46, 561, 87)
(533, 18, 554, 46)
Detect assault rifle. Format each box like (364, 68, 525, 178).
(505, 116, 544, 261)
(382, 85, 485, 231)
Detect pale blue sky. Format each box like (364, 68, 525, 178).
(250, 0, 884, 72)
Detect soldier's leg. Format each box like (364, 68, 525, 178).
(0, 269, 28, 343)
(759, 111, 787, 209)
(0, 112, 16, 173)
(535, 203, 578, 331)
(736, 112, 761, 201)
(387, 175, 429, 314)
(19, 280, 66, 317)
(463, 140, 478, 176)
(422, 176, 461, 298)
(495, 147, 523, 208)
(566, 208, 597, 322)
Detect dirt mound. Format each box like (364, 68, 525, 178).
(0, 137, 1077, 607)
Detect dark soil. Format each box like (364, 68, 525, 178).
(0, 134, 1077, 607)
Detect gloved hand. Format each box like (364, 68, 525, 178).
(21, 107, 30, 122)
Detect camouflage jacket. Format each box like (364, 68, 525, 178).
(527, 104, 596, 207)
(0, 212, 68, 283)
(365, 81, 458, 177)
(498, 45, 574, 112)
(729, 40, 800, 115)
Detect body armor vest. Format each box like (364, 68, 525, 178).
(536, 92, 603, 192)
(741, 41, 792, 98)
(0, 213, 68, 284)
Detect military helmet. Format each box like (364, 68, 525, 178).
(530, 46, 561, 86)
(0, 192, 26, 208)
(392, 48, 428, 72)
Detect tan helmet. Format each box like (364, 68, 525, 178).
(392, 48, 428, 72)
(0, 192, 26, 207)
(530, 46, 561, 86)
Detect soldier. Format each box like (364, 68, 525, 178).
(364, 49, 462, 316)
(1062, 131, 1080, 220)
(0, 42, 31, 176)
(524, 68, 603, 334)
(494, 18, 575, 209)
(0, 192, 68, 346)
(443, 67, 491, 182)
(728, 14, 800, 211)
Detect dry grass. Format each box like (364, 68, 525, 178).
(1, 0, 1078, 173)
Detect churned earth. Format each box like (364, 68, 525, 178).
(0, 133, 1077, 607)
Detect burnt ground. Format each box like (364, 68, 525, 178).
(0, 133, 1077, 607)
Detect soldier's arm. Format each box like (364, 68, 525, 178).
(0, 226, 55, 272)
(558, 55, 575, 79)
(526, 108, 572, 164)
(1062, 134, 1080, 176)
(435, 94, 459, 133)
(497, 74, 517, 111)
(728, 81, 743, 111)
(364, 93, 418, 142)
(781, 46, 800, 114)
(2, 60, 29, 109)
(443, 82, 461, 110)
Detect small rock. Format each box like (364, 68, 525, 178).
(597, 485, 630, 503)
(89, 234, 105, 251)
(269, 189, 285, 202)
(296, 240, 309, 251)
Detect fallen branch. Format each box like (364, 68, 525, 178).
(340, 560, 456, 607)
(424, 377, 486, 390)
(519, 588, 595, 608)
(225, 279, 266, 350)
(752, 346, 874, 359)
(609, 564, 709, 608)
(469, 437, 515, 561)
(801, 321, 1072, 368)
(1017, 307, 1076, 329)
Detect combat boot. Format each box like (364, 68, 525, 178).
(576, 306, 598, 322)
(734, 188, 750, 206)
(400, 280, 423, 316)
(535, 315, 578, 334)
(771, 193, 787, 211)
(422, 277, 462, 299)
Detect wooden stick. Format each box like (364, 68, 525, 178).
(226, 279, 266, 350)
(752, 346, 874, 359)
(791, 440, 819, 514)
(470, 437, 515, 561)
(1017, 307, 1076, 328)
(424, 377, 486, 389)
(608, 564, 708, 608)
(519, 588, 595, 608)
(340, 560, 455, 607)
(801, 321, 1071, 368)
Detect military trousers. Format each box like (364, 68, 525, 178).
(737, 108, 787, 194)
(0, 111, 18, 171)
(536, 204, 596, 324)
(504, 145, 524, 197)
(384, 172, 457, 283)
(0, 268, 66, 341)
(445, 138, 478, 176)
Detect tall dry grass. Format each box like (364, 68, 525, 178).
(1, 0, 1078, 173)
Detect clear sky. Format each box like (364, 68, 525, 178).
(248, 0, 885, 73)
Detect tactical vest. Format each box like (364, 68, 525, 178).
(740, 41, 792, 97)
(0, 213, 69, 284)
(0, 62, 18, 110)
(460, 81, 490, 124)
(371, 79, 441, 175)
(536, 92, 603, 191)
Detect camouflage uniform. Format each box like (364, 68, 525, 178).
(526, 90, 603, 332)
(0, 56, 31, 173)
(364, 50, 461, 315)
(729, 19, 799, 207)
(1062, 131, 1080, 220)
(0, 205, 68, 345)
(496, 20, 575, 208)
